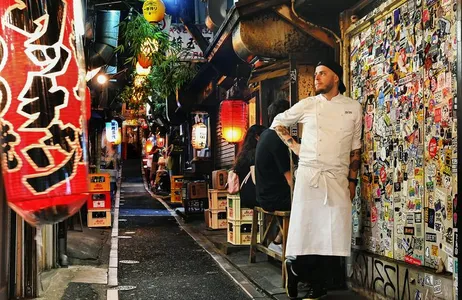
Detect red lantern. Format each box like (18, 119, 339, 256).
(137, 53, 152, 68)
(0, 0, 89, 226)
(156, 136, 165, 147)
(219, 100, 248, 143)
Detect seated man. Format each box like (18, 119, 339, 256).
(255, 99, 292, 252)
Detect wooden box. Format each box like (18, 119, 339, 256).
(211, 170, 228, 190)
(187, 182, 207, 199)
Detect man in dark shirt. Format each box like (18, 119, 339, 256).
(255, 99, 292, 212)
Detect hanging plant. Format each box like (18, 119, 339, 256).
(115, 15, 197, 117)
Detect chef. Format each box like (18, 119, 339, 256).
(271, 60, 362, 299)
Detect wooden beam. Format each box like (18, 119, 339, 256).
(274, 5, 336, 48)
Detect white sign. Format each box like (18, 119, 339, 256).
(106, 120, 119, 142)
(169, 24, 213, 61)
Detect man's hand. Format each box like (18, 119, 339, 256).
(349, 182, 356, 201)
(274, 126, 300, 156)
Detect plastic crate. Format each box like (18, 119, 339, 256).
(227, 194, 254, 221)
(208, 189, 228, 210)
(171, 176, 184, 190)
(227, 220, 261, 245)
(87, 209, 111, 227)
(89, 173, 110, 192)
(183, 198, 207, 215)
(171, 189, 182, 203)
(205, 209, 227, 229)
(87, 191, 111, 210)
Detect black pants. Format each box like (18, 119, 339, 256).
(291, 255, 330, 287)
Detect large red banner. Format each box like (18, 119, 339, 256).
(0, 0, 88, 226)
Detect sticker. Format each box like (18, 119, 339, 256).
(407, 214, 415, 224)
(431, 245, 439, 256)
(404, 227, 415, 235)
(424, 273, 434, 287)
(415, 212, 422, 223)
(443, 244, 453, 257)
(428, 137, 438, 158)
(428, 209, 435, 229)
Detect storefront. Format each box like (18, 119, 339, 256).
(345, 0, 459, 298)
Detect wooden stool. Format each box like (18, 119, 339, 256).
(249, 206, 290, 286)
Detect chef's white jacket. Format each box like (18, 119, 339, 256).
(271, 93, 362, 257)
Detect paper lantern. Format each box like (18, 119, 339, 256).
(191, 123, 207, 149)
(156, 136, 165, 147)
(114, 128, 122, 145)
(143, 0, 166, 23)
(136, 62, 151, 76)
(146, 139, 154, 154)
(219, 100, 248, 143)
(0, 0, 89, 226)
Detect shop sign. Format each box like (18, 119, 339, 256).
(106, 120, 118, 142)
(0, 0, 88, 226)
(169, 25, 213, 61)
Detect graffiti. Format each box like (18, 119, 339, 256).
(351, 251, 453, 300)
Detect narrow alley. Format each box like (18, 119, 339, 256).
(114, 159, 253, 299)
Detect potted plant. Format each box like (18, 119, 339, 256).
(116, 14, 197, 115)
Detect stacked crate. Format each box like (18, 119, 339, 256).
(205, 189, 228, 229)
(87, 173, 111, 227)
(170, 176, 184, 203)
(183, 181, 208, 216)
(227, 194, 262, 245)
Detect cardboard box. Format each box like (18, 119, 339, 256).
(212, 170, 228, 190)
(187, 182, 207, 199)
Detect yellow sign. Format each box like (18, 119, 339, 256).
(143, 0, 165, 23)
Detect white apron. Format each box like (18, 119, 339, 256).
(271, 94, 362, 257)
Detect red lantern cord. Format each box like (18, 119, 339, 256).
(219, 100, 248, 143)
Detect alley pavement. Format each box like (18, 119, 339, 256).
(36, 159, 365, 300)
(115, 159, 252, 299)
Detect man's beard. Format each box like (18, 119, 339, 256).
(315, 82, 335, 95)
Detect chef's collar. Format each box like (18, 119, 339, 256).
(319, 93, 342, 102)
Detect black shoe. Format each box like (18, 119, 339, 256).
(303, 286, 327, 300)
(284, 259, 298, 299)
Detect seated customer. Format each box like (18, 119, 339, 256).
(255, 99, 292, 251)
(232, 124, 267, 208)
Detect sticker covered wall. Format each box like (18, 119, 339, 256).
(349, 0, 457, 272)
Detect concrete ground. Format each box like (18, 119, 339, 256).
(35, 159, 366, 300)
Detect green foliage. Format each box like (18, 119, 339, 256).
(115, 15, 197, 117)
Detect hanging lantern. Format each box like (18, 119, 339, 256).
(136, 62, 151, 76)
(191, 123, 208, 149)
(143, 0, 166, 23)
(0, 0, 89, 226)
(219, 100, 248, 143)
(146, 139, 154, 154)
(137, 39, 159, 68)
(156, 136, 165, 147)
(113, 128, 122, 145)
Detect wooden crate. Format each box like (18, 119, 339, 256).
(205, 209, 227, 230)
(87, 209, 111, 227)
(89, 173, 111, 192)
(87, 191, 111, 210)
(227, 194, 255, 221)
(227, 220, 261, 245)
(187, 181, 207, 199)
(208, 189, 227, 210)
(212, 170, 228, 190)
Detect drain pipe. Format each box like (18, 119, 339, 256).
(290, 0, 342, 63)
